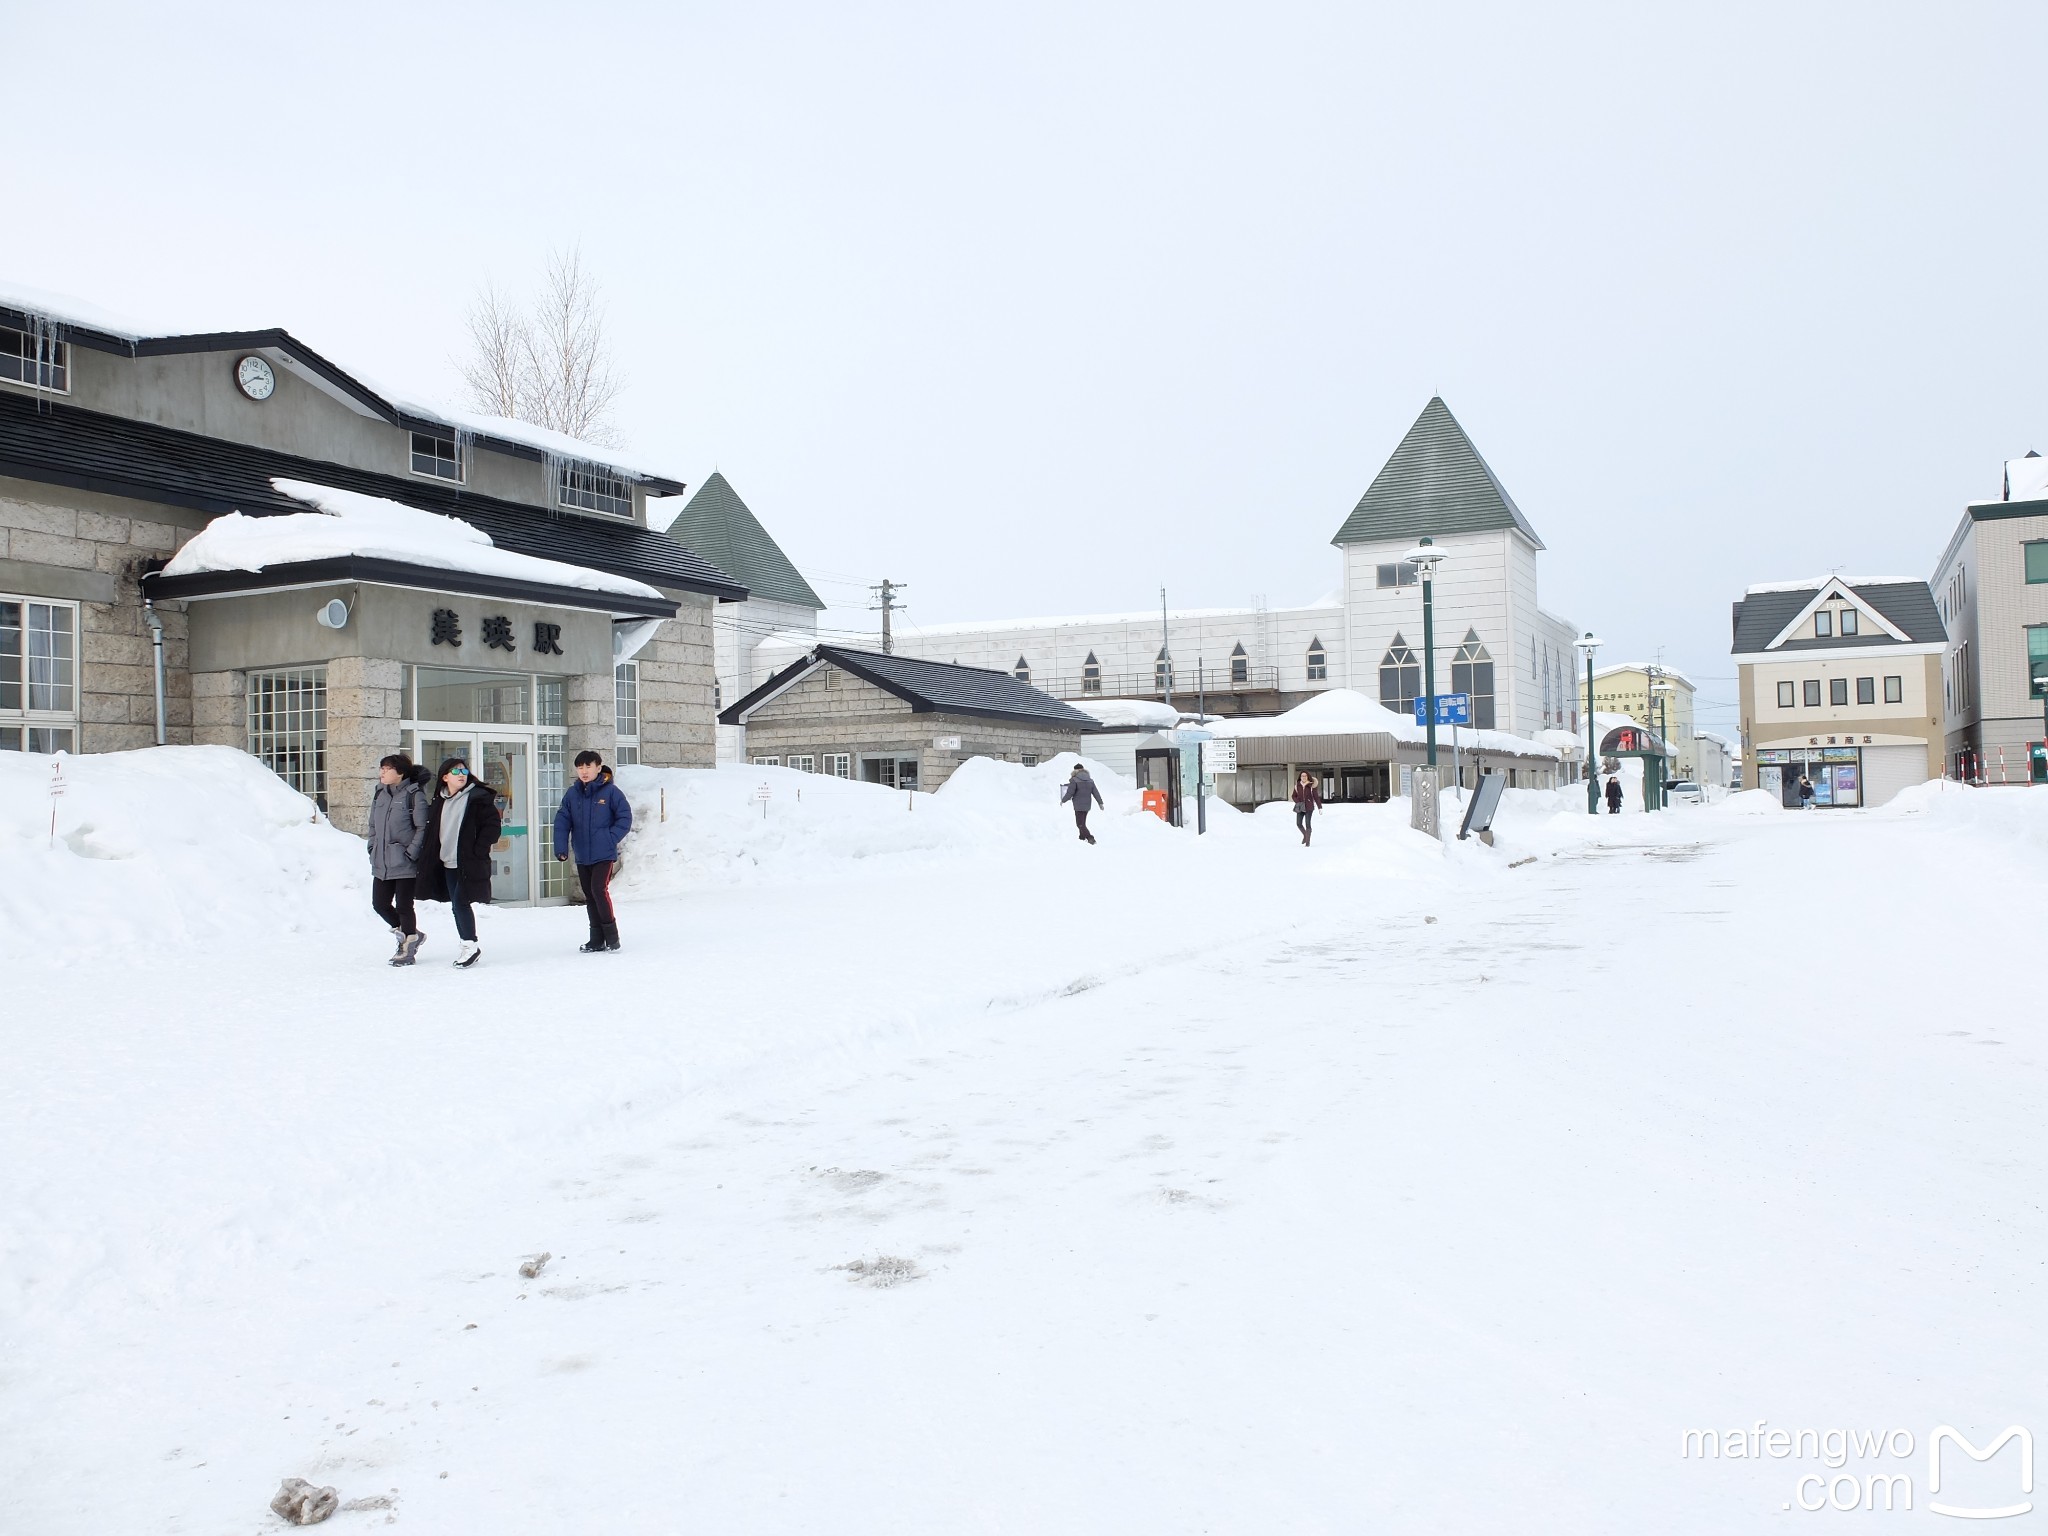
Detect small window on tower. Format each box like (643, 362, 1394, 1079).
(1013, 656, 1031, 683)
(1082, 652, 1101, 694)
(1306, 639, 1327, 682)
(1230, 642, 1248, 685)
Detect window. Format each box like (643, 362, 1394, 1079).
(1814, 610, 1832, 638)
(248, 666, 328, 809)
(614, 662, 640, 765)
(1777, 680, 1795, 708)
(1884, 675, 1902, 704)
(1803, 679, 1821, 707)
(823, 753, 851, 778)
(1081, 652, 1101, 694)
(1838, 608, 1858, 637)
(787, 754, 815, 772)
(410, 431, 463, 482)
(2027, 543, 2048, 584)
(0, 597, 79, 754)
(1379, 634, 1421, 714)
(1021, 754, 1039, 768)
(0, 324, 67, 392)
(752, 755, 781, 766)
(1306, 638, 1327, 683)
(1155, 648, 1173, 693)
(1829, 677, 1848, 706)
(1375, 561, 1417, 588)
(558, 461, 633, 518)
(2030, 627, 2048, 700)
(1013, 656, 1031, 683)
(1451, 629, 1495, 729)
(1856, 676, 1875, 705)
(861, 755, 920, 790)
(1229, 643, 1248, 685)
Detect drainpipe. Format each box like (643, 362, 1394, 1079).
(143, 599, 167, 746)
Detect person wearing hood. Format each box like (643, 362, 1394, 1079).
(554, 749, 633, 952)
(367, 752, 433, 965)
(1060, 761, 1104, 844)
(418, 756, 502, 969)
(1604, 775, 1624, 814)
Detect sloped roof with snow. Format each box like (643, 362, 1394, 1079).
(1330, 397, 1544, 550)
(1730, 579, 1945, 654)
(722, 646, 1100, 730)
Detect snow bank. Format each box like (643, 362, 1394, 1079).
(1211, 688, 1560, 759)
(162, 480, 662, 599)
(0, 747, 365, 963)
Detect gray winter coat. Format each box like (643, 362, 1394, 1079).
(367, 771, 431, 880)
(1061, 770, 1104, 811)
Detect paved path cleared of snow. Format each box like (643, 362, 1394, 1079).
(5, 787, 2045, 1533)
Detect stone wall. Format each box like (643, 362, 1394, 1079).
(0, 479, 206, 751)
(739, 665, 1082, 790)
(638, 592, 717, 769)
(326, 656, 405, 836)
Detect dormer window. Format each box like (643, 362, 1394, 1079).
(1081, 652, 1101, 694)
(410, 431, 462, 483)
(1814, 610, 1832, 638)
(1230, 642, 1249, 684)
(1, 325, 67, 392)
(559, 461, 632, 518)
(1013, 656, 1031, 683)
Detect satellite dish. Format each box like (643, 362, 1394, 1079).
(315, 598, 350, 629)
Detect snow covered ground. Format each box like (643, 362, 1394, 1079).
(4, 752, 2044, 1532)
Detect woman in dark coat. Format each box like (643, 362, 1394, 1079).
(367, 753, 433, 965)
(1291, 770, 1323, 846)
(1605, 776, 1624, 814)
(418, 756, 502, 969)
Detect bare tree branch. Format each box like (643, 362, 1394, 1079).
(457, 251, 624, 447)
(459, 284, 531, 421)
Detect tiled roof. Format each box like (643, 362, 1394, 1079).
(1730, 580, 1945, 654)
(1330, 396, 1544, 549)
(722, 644, 1099, 729)
(663, 471, 823, 609)
(0, 391, 745, 599)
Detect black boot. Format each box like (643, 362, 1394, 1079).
(579, 924, 606, 954)
(602, 922, 621, 952)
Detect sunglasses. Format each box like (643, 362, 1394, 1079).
(448, 767, 469, 778)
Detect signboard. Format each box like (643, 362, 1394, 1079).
(1203, 738, 1238, 774)
(1412, 693, 1472, 726)
(933, 735, 962, 750)
(1457, 771, 1508, 841)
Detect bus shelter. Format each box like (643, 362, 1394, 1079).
(1599, 723, 1672, 812)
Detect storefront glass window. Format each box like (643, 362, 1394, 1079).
(417, 667, 531, 725)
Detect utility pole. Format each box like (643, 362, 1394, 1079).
(869, 579, 906, 654)
(1196, 657, 1207, 835)
(1160, 586, 1173, 710)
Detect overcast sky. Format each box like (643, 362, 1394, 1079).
(16, 2, 2048, 736)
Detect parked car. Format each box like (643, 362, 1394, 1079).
(1666, 779, 1706, 806)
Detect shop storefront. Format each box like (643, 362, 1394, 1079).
(1752, 734, 1931, 809)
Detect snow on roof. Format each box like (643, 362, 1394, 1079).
(1071, 699, 1183, 730)
(1742, 576, 1921, 596)
(906, 596, 1340, 637)
(1206, 688, 1559, 758)
(1592, 662, 1698, 689)
(161, 479, 663, 599)
(2007, 456, 2048, 503)
(1, 279, 667, 482)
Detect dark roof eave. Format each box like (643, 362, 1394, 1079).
(142, 555, 681, 619)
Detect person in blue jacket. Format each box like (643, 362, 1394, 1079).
(553, 749, 633, 953)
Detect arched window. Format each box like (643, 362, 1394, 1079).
(1306, 638, 1328, 683)
(1082, 651, 1101, 694)
(1155, 647, 1174, 694)
(1452, 629, 1495, 729)
(1379, 635, 1420, 713)
(1013, 656, 1031, 683)
(1229, 642, 1248, 685)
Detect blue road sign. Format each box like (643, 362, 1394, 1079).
(1413, 693, 1472, 726)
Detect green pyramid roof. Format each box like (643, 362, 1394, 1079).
(1330, 397, 1544, 549)
(664, 471, 825, 609)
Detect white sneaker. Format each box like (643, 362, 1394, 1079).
(454, 941, 481, 969)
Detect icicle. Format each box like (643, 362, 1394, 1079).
(20, 310, 64, 414)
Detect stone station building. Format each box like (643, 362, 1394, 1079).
(0, 293, 749, 903)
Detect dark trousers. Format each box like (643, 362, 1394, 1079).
(1073, 807, 1094, 842)
(1606, 799, 1620, 814)
(1295, 808, 1314, 844)
(371, 876, 418, 935)
(442, 866, 478, 943)
(577, 862, 616, 936)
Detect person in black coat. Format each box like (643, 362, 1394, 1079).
(1291, 769, 1324, 846)
(1604, 775, 1623, 814)
(417, 757, 502, 969)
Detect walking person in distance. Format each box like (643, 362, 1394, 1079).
(554, 749, 632, 953)
(1797, 775, 1816, 809)
(1061, 761, 1104, 844)
(1604, 775, 1623, 814)
(367, 752, 433, 966)
(1291, 769, 1323, 847)
(418, 756, 501, 969)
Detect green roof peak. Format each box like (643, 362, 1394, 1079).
(1330, 397, 1544, 549)
(665, 471, 825, 610)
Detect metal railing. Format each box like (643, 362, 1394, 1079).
(1035, 664, 1281, 701)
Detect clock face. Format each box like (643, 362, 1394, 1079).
(235, 355, 276, 401)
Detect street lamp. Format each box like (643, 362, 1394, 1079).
(1651, 679, 1675, 810)
(1574, 632, 1601, 814)
(1403, 538, 1447, 768)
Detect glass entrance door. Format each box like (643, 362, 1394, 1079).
(479, 739, 531, 901)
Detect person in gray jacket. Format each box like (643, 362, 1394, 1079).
(368, 753, 433, 965)
(1060, 762, 1104, 844)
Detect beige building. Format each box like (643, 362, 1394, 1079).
(1731, 577, 1946, 807)
(1590, 664, 1698, 779)
(719, 645, 1094, 791)
(1929, 454, 2048, 781)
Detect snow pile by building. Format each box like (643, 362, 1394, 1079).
(0, 746, 366, 963)
(160, 480, 662, 598)
(1207, 688, 1560, 760)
